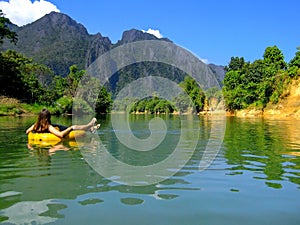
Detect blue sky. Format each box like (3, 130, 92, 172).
(0, 0, 299, 65)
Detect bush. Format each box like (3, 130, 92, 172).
(54, 96, 73, 114)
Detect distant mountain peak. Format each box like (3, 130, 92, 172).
(2, 12, 223, 80)
(116, 28, 172, 45)
(31, 11, 89, 36)
(121, 29, 158, 43)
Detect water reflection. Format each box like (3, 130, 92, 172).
(28, 142, 71, 156)
(81, 114, 202, 186)
(0, 116, 300, 225)
(0, 121, 199, 224)
(120, 197, 144, 205)
(224, 117, 300, 189)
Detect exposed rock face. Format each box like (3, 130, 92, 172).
(2, 12, 225, 83)
(2, 12, 112, 76)
(208, 64, 225, 84)
(86, 33, 111, 67)
(120, 29, 159, 44)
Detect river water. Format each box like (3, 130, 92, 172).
(0, 114, 299, 225)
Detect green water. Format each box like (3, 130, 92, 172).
(0, 115, 299, 225)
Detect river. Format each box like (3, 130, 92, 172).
(0, 114, 299, 225)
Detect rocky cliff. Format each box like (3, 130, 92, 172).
(2, 12, 225, 84)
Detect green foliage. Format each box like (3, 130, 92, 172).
(0, 10, 17, 45)
(0, 15, 113, 115)
(96, 86, 112, 114)
(0, 96, 22, 115)
(289, 49, 300, 68)
(65, 65, 85, 97)
(0, 50, 41, 102)
(288, 66, 299, 77)
(288, 48, 300, 78)
(21, 103, 49, 114)
(2, 12, 92, 76)
(263, 45, 286, 71)
(130, 97, 176, 114)
(52, 75, 67, 98)
(154, 100, 175, 114)
(128, 75, 206, 114)
(269, 71, 291, 104)
(225, 56, 245, 72)
(54, 96, 73, 114)
(179, 76, 206, 113)
(223, 46, 299, 111)
(0, 50, 112, 114)
(72, 71, 113, 114)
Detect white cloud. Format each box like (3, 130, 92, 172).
(142, 28, 163, 38)
(0, 0, 60, 26)
(200, 58, 209, 64)
(187, 50, 209, 64)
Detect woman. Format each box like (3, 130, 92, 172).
(26, 108, 100, 138)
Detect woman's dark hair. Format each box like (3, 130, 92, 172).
(33, 108, 51, 133)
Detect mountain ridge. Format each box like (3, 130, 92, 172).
(2, 11, 225, 81)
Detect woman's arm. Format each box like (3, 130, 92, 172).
(48, 125, 74, 138)
(26, 125, 34, 134)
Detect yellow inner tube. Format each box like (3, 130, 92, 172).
(28, 130, 86, 143)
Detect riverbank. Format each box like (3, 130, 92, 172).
(2, 76, 299, 119)
(228, 77, 300, 119)
(0, 96, 43, 116)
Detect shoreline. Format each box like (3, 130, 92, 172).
(226, 109, 300, 119)
(1, 108, 300, 119)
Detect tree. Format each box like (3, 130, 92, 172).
(289, 47, 300, 68)
(243, 59, 264, 83)
(288, 48, 300, 77)
(224, 57, 245, 72)
(222, 46, 295, 111)
(0, 50, 58, 104)
(179, 76, 206, 113)
(95, 86, 112, 114)
(0, 9, 17, 45)
(52, 75, 67, 98)
(20, 63, 56, 104)
(263, 45, 286, 73)
(65, 65, 85, 97)
(223, 70, 244, 110)
(154, 100, 175, 114)
(0, 50, 32, 99)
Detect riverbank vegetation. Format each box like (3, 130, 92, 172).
(127, 76, 207, 114)
(1, 10, 299, 116)
(223, 46, 300, 111)
(0, 49, 112, 115)
(0, 10, 112, 115)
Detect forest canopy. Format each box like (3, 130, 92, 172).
(222, 46, 300, 111)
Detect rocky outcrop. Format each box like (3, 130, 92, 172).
(2, 12, 225, 83)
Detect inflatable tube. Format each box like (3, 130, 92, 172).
(28, 138, 86, 148)
(28, 130, 86, 143)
